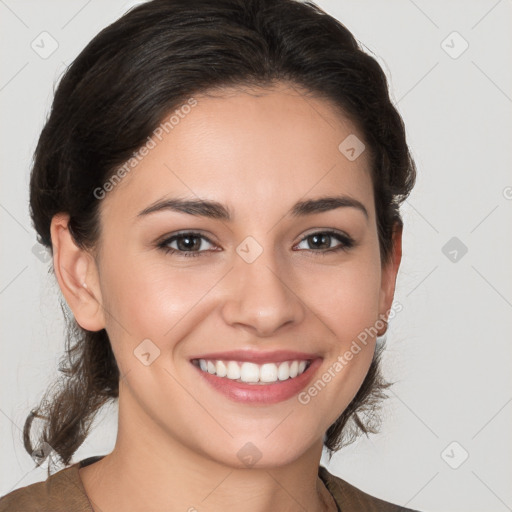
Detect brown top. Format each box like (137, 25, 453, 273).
(0, 455, 420, 511)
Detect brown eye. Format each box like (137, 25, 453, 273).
(295, 231, 355, 254)
(158, 232, 216, 257)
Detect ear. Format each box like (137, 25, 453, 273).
(50, 213, 106, 332)
(377, 221, 403, 335)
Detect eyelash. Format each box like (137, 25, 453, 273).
(156, 230, 355, 258)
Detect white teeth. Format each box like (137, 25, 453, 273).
(215, 360, 227, 377)
(277, 362, 290, 381)
(240, 362, 260, 383)
(207, 360, 216, 374)
(260, 363, 278, 383)
(196, 358, 309, 384)
(226, 361, 241, 380)
(289, 360, 299, 378)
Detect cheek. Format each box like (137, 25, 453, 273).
(296, 256, 382, 421)
(98, 254, 219, 364)
(304, 255, 382, 341)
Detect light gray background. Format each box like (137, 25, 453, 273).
(1, 1, 511, 511)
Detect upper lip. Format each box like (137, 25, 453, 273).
(190, 350, 320, 364)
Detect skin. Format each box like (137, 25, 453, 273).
(50, 81, 402, 512)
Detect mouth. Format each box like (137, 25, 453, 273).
(189, 350, 322, 404)
(191, 358, 312, 384)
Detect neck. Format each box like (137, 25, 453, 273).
(79, 393, 337, 512)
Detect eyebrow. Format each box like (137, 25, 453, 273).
(136, 194, 369, 222)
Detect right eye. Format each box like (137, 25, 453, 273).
(157, 232, 217, 258)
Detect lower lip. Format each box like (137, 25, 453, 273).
(193, 358, 322, 404)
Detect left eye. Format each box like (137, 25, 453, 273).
(295, 231, 354, 253)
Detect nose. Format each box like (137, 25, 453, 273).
(220, 248, 306, 337)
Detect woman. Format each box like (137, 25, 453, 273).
(0, 0, 418, 510)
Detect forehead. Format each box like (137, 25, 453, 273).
(100, 82, 374, 226)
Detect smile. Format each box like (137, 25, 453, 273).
(190, 351, 322, 404)
(194, 359, 311, 384)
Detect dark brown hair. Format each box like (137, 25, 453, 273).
(25, 0, 416, 474)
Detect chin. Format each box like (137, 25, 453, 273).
(195, 429, 322, 470)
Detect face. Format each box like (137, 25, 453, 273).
(54, 82, 401, 469)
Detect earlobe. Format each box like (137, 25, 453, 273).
(50, 213, 106, 332)
(377, 222, 403, 335)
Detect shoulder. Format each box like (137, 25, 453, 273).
(319, 466, 422, 512)
(0, 462, 92, 512)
